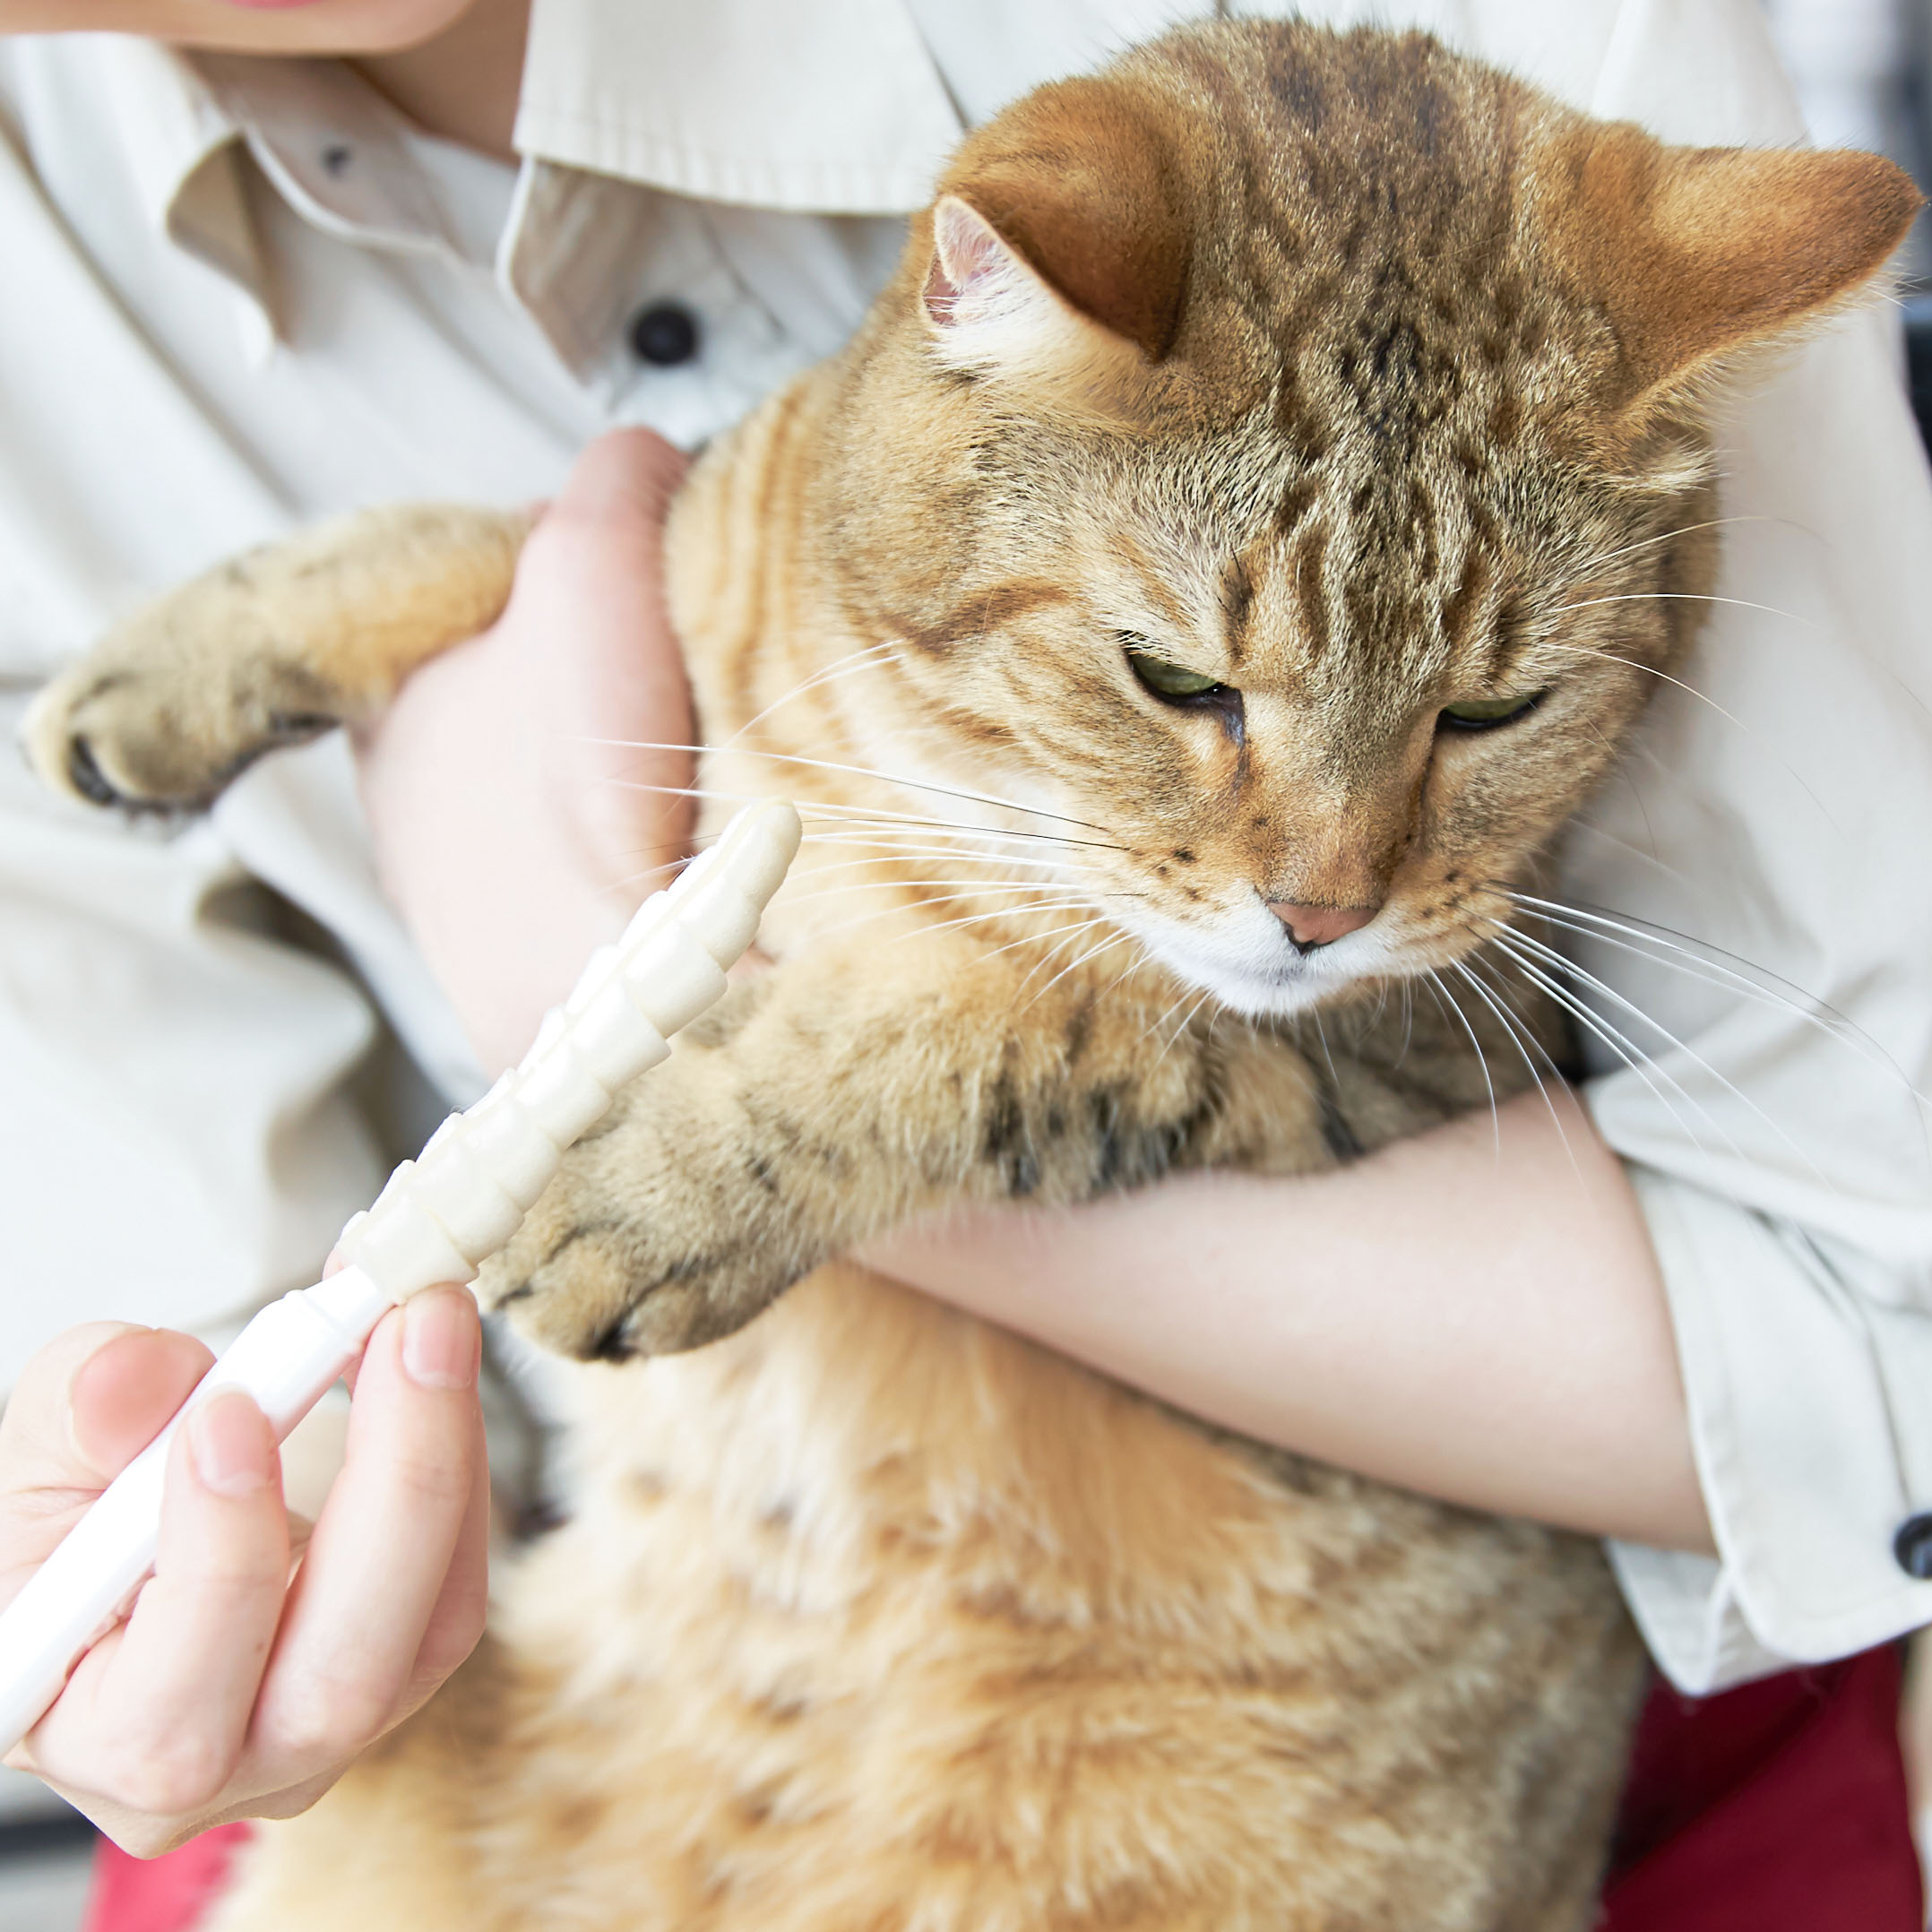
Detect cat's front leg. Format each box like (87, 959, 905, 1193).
(24, 505, 530, 812)
(477, 933, 1333, 1362)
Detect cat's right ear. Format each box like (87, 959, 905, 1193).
(919, 76, 1192, 401)
(924, 197, 1063, 370)
(920, 194, 1164, 404)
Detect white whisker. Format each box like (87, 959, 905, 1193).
(798, 832, 1106, 875)
(1151, 985, 1218, 1072)
(600, 777, 1124, 851)
(1534, 647, 1839, 828)
(723, 642, 902, 746)
(797, 837, 1101, 875)
(1453, 957, 1580, 1177)
(1421, 971, 1499, 1152)
(1565, 514, 1772, 578)
(1499, 919, 1835, 1177)
(978, 915, 1113, 963)
(587, 738, 1121, 839)
(779, 880, 1095, 914)
(806, 894, 1094, 944)
(1554, 591, 1813, 630)
(1485, 934, 1723, 1158)
(1022, 930, 1134, 1009)
(1501, 892, 1929, 1109)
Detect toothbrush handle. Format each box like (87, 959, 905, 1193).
(0, 1266, 395, 1756)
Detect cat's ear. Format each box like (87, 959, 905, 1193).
(922, 196, 1085, 374)
(921, 77, 1191, 390)
(1547, 125, 1921, 418)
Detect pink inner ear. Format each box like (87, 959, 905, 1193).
(923, 198, 1013, 329)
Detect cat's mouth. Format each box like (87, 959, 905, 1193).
(1118, 893, 1484, 1018)
(1115, 896, 1393, 1017)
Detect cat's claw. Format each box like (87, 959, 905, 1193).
(476, 1085, 805, 1365)
(64, 734, 125, 810)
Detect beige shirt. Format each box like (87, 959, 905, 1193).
(2, 0, 1929, 1695)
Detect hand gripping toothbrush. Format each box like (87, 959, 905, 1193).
(0, 799, 802, 1757)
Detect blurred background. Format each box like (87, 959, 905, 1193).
(2, 6, 1930, 1930)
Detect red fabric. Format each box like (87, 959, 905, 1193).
(1602, 1645, 1922, 1931)
(81, 1822, 250, 1932)
(79, 1651, 1921, 1930)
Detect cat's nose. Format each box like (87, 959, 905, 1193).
(1266, 900, 1379, 953)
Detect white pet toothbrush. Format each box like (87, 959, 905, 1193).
(0, 798, 802, 1758)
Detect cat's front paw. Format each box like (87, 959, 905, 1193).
(23, 610, 341, 814)
(476, 1082, 805, 1362)
(25, 504, 531, 813)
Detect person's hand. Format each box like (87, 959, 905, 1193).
(0, 1292, 488, 1856)
(356, 427, 697, 1075)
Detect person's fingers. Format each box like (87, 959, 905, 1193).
(0, 1324, 208, 1481)
(249, 1288, 480, 1776)
(391, 1402, 491, 1727)
(24, 1392, 289, 1818)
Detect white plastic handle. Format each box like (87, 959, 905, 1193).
(0, 801, 800, 1757)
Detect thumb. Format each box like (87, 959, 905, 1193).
(540, 427, 688, 540)
(0, 1327, 214, 1611)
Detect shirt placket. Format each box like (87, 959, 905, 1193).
(500, 161, 812, 447)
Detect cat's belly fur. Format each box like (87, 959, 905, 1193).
(210, 1266, 1639, 1932)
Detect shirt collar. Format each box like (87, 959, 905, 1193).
(88, 38, 267, 308)
(91, 39, 478, 358)
(514, 0, 964, 213)
(190, 50, 470, 262)
(92, 2, 970, 373)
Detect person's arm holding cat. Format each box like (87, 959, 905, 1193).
(355, 426, 1712, 1558)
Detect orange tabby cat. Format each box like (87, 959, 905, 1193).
(28, 21, 1918, 1929)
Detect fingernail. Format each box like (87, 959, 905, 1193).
(403, 1289, 478, 1391)
(188, 1393, 272, 1499)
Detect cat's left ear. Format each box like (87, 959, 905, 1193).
(1545, 124, 1922, 419)
(920, 75, 1192, 392)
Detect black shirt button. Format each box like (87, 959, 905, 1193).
(628, 301, 700, 367)
(1893, 1514, 1932, 1579)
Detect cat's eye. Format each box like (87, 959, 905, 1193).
(1438, 691, 1545, 731)
(1121, 639, 1226, 703)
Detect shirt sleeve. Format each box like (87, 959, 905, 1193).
(1606, 1178, 1932, 1692)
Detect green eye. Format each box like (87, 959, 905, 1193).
(1439, 691, 1544, 730)
(1124, 643, 1224, 701)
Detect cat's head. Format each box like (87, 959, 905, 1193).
(817, 22, 1918, 1016)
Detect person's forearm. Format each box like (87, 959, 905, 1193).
(863, 1086, 1712, 1553)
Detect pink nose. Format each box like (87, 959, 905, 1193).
(1266, 901, 1379, 951)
